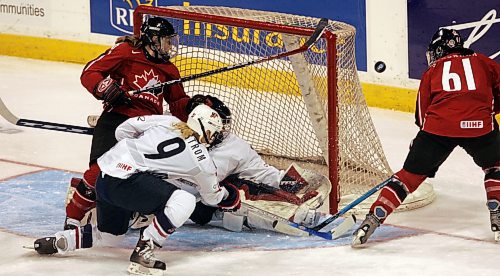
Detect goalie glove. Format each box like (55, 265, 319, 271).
(94, 77, 131, 109)
(218, 182, 241, 212)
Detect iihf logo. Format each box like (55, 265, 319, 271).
(109, 0, 157, 34)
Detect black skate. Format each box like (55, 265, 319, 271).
(351, 213, 381, 247)
(33, 236, 67, 255)
(128, 239, 166, 276)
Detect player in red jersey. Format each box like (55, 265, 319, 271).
(352, 28, 500, 246)
(64, 16, 191, 230)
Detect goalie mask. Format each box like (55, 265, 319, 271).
(140, 17, 179, 62)
(426, 28, 463, 66)
(187, 104, 224, 147)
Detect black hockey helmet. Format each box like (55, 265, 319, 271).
(207, 95, 231, 126)
(140, 17, 179, 62)
(186, 94, 232, 146)
(207, 95, 232, 146)
(426, 28, 463, 66)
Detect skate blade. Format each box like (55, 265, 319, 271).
(22, 245, 35, 250)
(127, 262, 165, 276)
(351, 230, 367, 248)
(495, 231, 500, 242)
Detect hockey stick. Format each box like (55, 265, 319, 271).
(312, 178, 391, 231)
(273, 214, 356, 240)
(272, 178, 391, 240)
(0, 97, 94, 135)
(128, 18, 329, 96)
(242, 202, 309, 237)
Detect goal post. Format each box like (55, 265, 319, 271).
(132, 5, 435, 214)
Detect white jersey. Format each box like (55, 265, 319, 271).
(97, 115, 225, 206)
(209, 133, 283, 188)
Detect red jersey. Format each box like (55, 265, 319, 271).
(416, 52, 500, 137)
(81, 42, 190, 121)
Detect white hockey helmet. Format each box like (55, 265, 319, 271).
(187, 104, 223, 147)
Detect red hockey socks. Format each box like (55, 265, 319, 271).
(66, 163, 100, 221)
(369, 169, 427, 222)
(484, 162, 500, 200)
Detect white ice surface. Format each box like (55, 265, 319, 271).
(0, 56, 498, 275)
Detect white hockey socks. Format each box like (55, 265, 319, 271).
(142, 190, 196, 245)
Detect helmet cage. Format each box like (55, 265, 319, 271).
(426, 28, 463, 66)
(141, 17, 179, 61)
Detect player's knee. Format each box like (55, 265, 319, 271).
(75, 178, 96, 201)
(82, 162, 101, 187)
(395, 169, 427, 193)
(483, 161, 500, 179)
(162, 190, 196, 227)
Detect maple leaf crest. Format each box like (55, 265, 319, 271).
(133, 69, 160, 93)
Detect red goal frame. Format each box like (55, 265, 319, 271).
(133, 5, 340, 213)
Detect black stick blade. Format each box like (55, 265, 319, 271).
(303, 18, 329, 48)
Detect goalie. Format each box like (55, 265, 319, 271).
(134, 94, 332, 233)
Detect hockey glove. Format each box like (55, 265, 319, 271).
(218, 182, 241, 212)
(94, 78, 132, 109)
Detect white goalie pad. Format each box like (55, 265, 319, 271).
(235, 163, 331, 233)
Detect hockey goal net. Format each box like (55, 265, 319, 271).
(133, 5, 435, 213)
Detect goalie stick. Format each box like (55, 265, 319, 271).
(127, 18, 329, 96)
(0, 97, 94, 135)
(272, 178, 392, 240)
(243, 202, 355, 239)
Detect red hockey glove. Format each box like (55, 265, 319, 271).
(94, 78, 131, 109)
(218, 182, 241, 212)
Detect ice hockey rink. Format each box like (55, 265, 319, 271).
(0, 55, 499, 275)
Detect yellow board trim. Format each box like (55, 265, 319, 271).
(362, 83, 417, 113)
(1, 33, 499, 123)
(0, 33, 108, 64)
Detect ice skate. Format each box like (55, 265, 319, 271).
(63, 217, 80, 230)
(487, 200, 500, 241)
(128, 239, 166, 276)
(351, 213, 380, 247)
(33, 236, 68, 255)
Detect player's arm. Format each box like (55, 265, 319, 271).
(213, 134, 282, 188)
(415, 70, 432, 128)
(195, 171, 240, 211)
(80, 44, 123, 97)
(490, 58, 500, 114)
(80, 44, 131, 108)
(161, 66, 190, 121)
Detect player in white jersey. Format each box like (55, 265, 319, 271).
(32, 104, 241, 276)
(182, 95, 328, 232)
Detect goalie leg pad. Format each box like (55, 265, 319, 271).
(292, 205, 321, 227)
(222, 212, 245, 232)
